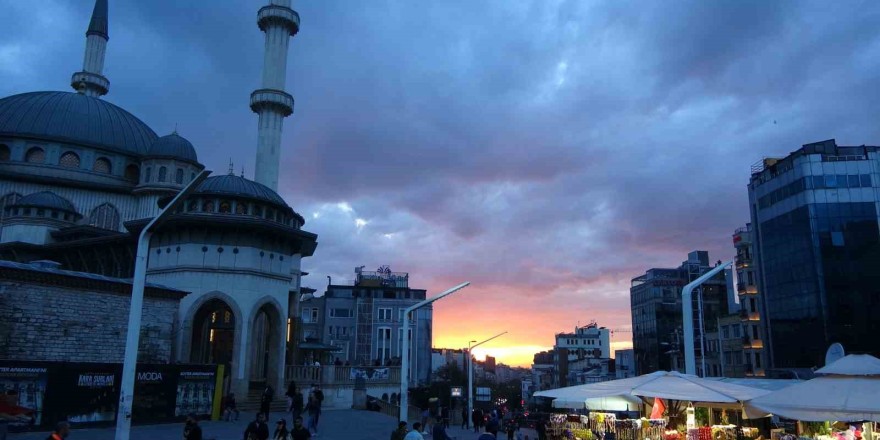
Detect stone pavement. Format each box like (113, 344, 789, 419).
(8, 410, 536, 440)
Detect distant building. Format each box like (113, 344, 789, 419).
(733, 224, 767, 376)
(615, 349, 635, 379)
(299, 266, 433, 385)
(630, 251, 736, 376)
(431, 348, 466, 375)
(530, 351, 555, 394)
(703, 314, 746, 377)
(553, 322, 612, 386)
(748, 139, 880, 369)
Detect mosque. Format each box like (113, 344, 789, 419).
(0, 0, 315, 397)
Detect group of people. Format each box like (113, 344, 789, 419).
(391, 420, 454, 440)
(469, 408, 523, 440)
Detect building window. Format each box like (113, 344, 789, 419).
(235, 202, 247, 214)
(397, 328, 413, 358)
(125, 164, 140, 181)
(722, 326, 730, 339)
(0, 144, 9, 161)
(93, 157, 112, 173)
(377, 327, 392, 364)
(755, 353, 762, 368)
(301, 308, 319, 323)
(176, 168, 184, 184)
(158, 166, 167, 182)
(203, 200, 214, 212)
(732, 325, 742, 338)
(145, 166, 152, 183)
(219, 201, 231, 213)
(330, 308, 352, 318)
(377, 308, 392, 321)
(89, 203, 120, 230)
(59, 151, 80, 168)
(25, 147, 45, 163)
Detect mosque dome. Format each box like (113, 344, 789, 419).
(146, 133, 199, 163)
(196, 174, 289, 207)
(13, 191, 77, 213)
(0, 91, 157, 155)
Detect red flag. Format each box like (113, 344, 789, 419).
(650, 397, 666, 419)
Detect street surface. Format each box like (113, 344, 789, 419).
(9, 410, 537, 440)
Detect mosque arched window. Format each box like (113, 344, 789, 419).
(253, 205, 263, 218)
(125, 164, 140, 182)
(235, 202, 247, 215)
(144, 167, 152, 183)
(203, 200, 215, 213)
(93, 157, 112, 174)
(59, 151, 80, 168)
(89, 203, 120, 231)
(175, 168, 184, 184)
(188, 200, 199, 212)
(0, 145, 9, 161)
(1, 193, 21, 216)
(25, 147, 45, 164)
(158, 166, 167, 182)
(219, 201, 231, 214)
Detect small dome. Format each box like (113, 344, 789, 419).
(0, 91, 157, 155)
(14, 191, 77, 212)
(146, 133, 199, 163)
(196, 174, 288, 207)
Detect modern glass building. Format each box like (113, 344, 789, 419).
(748, 139, 880, 369)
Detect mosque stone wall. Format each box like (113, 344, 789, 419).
(0, 280, 180, 363)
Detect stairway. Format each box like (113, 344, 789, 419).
(239, 389, 289, 413)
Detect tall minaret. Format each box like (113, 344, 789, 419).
(251, 0, 299, 191)
(71, 0, 110, 97)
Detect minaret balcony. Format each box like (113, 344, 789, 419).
(250, 89, 294, 116)
(258, 5, 300, 35)
(70, 71, 109, 96)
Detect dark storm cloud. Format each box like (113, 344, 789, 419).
(3, 0, 879, 363)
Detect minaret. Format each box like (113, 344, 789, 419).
(71, 0, 110, 97)
(251, 0, 299, 191)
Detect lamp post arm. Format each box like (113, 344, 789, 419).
(682, 260, 732, 376)
(467, 330, 507, 430)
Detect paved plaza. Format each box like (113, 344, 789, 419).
(9, 410, 537, 440)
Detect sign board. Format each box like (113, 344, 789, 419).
(450, 386, 463, 397)
(476, 387, 491, 402)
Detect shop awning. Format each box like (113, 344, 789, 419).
(745, 354, 880, 422)
(534, 371, 771, 407)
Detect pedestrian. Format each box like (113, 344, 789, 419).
(478, 428, 497, 440)
(432, 419, 453, 440)
(292, 389, 304, 422)
(305, 392, 319, 436)
(285, 382, 297, 413)
(505, 419, 517, 440)
(441, 405, 450, 429)
(244, 412, 270, 440)
(260, 384, 274, 420)
(535, 418, 546, 440)
(472, 408, 483, 433)
(184, 413, 203, 440)
(273, 418, 290, 440)
(45, 421, 70, 440)
(391, 421, 409, 440)
(486, 415, 500, 438)
(291, 416, 311, 440)
(312, 385, 324, 432)
(224, 392, 240, 421)
(420, 407, 430, 434)
(404, 423, 425, 440)
(461, 407, 468, 429)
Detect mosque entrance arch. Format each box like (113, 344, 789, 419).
(191, 299, 235, 366)
(249, 301, 283, 386)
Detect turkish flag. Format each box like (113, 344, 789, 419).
(650, 398, 666, 419)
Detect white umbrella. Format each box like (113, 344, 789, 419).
(746, 354, 880, 422)
(535, 371, 770, 406)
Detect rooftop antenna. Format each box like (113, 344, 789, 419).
(228, 158, 234, 175)
(173, 123, 178, 135)
(240, 165, 245, 178)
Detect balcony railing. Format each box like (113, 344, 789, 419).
(285, 365, 402, 387)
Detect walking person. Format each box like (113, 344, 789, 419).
(224, 392, 240, 421)
(391, 421, 408, 440)
(244, 413, 270, 440)
(404, 423, 425, 440)
(273, 419, 290, 440)
(441, 406, 450, 429)
(260, 384, 274, 420)
(305, 392, 320, 436)
(311, 384, 324, 434)
(184, 413, 203, 440)
(291, 416, 311, 440)
(285, 382, 297, 414)
(461, 407, 468, 429)
(432, 418, 453, 440)
(291, 389, 304, 423)
(46, 421, 71, 440)
(505, 419, 518, 440)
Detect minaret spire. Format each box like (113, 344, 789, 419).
(71, 0, 110, 97)
(251, 0, 299, 191)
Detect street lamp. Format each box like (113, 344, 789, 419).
(468, 331, 507, 429)
(115, 170, 211, 440)
(400, 282, 470, 423)
(682, 260, 732, 376)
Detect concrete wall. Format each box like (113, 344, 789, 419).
(0, 280, 178, 363)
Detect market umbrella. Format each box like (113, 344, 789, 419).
(535, 371, 770, 406)
(745, 354, 880, 422)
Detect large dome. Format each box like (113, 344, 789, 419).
(0, 91, 157, 155)
(196, 174, 289, 207)
(147, 133, 199, 163)
(13, 191, 77, 213)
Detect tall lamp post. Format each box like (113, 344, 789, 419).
(400, 282, 470, 423)
(468, 331, 507, 429)
(682, 260, 732, 376)
(115, 170, 211, 440)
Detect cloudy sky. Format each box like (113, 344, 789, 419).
(2, 0, 879, 366)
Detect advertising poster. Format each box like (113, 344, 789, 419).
(174, 368, 216, 417)
(0, 364, 48, 432)
(133, 364, 177, 422)
(62, 366, 120, 424)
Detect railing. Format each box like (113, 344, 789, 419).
(285, 365, 402, 386)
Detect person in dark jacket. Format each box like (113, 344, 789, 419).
(273, 419, 289, 440)
(260, 385, 274, 420)
(46, 421, 70, 440)
(486, 416, 500, 438)
(291, 389, 304, 422)
(432, 420, 453, 440)
(461, 407, 468, 429)
(291, 416, 311, 440)
(285, 382, 297, 413)
(391, 421, 409, 440)
(244, 412, 270, 440)
(184, 414, 203, 440)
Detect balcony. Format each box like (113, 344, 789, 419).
(742, 336, 764, 349)
(734, 255, 751, 268)
(285, 365, 402, 387)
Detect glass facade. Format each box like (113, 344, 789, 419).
(750, 140, 880, 369)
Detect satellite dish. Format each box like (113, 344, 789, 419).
(825, 343, 845, 366)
